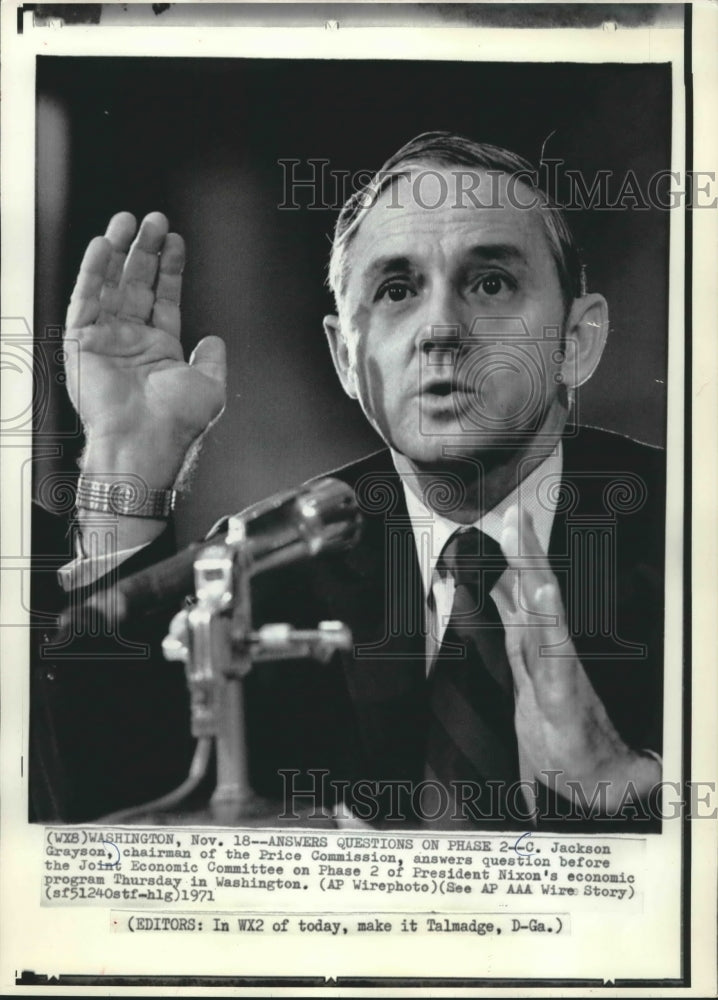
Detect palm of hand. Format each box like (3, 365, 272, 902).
(65, 211, 226, 456)
(65, 317, 224, 446)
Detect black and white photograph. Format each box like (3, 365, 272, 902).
(1, 1, 716, 993)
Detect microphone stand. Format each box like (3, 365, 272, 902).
(160, 522, 353, 827)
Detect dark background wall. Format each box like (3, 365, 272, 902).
(35, 57, 670, 546)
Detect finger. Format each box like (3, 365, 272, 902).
(189, 336, 227, 387)
(122, 211, 169, 283)
(534, 581, 565, 642)
(98, 212, 139, 317)
(66, 236, 113, 329)
(503, 619, 530, 687)
(501, 504, 554, 618)
(118, 212, 170, 321)
(105, 211, 138, 256)
(500, 503, 545, 561)
(68, 214, 137, 328)
(155, 233, 185, 303)
(103, 212, 140, 293)
(521, 580, 580, 698)
(152, 233, 185, 338)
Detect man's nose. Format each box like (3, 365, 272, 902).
(416, 286, 466, 360)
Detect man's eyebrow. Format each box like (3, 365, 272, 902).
(465, 243, 529, 266)
(361, 255, 414, 284)
(360, 244, 529, 283)
(355, 244, 532, 300)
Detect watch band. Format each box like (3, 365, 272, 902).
(76, 476, 177, 519)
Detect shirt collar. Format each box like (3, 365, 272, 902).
(395, 443, 563, 597)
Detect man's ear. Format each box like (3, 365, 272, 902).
(560, 292, 609, 389)
(323, 315, 358, 399)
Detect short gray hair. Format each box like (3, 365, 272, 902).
(327, 130, 583, 312)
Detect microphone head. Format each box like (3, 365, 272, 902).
(226, 477, 362, 568)
(294, 477, 363, 555)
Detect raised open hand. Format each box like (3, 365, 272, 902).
(65, 212, 226, 490)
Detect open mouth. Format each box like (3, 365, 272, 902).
(422, 378, 474, 398)
(425, 381, 454, 397)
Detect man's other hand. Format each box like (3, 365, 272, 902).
(500, 505, 660, 814)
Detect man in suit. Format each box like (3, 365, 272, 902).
(33, 132, 664, 828)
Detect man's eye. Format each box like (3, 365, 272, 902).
(474, 273, 513, 297)
(376, 281, 415, 303)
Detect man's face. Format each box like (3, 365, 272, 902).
(333, 166, 570, 466)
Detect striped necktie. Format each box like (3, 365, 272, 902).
(423, 526, 520, 828)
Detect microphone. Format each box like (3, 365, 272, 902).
(64, 478, 361, 627)
(226, 476, 362, 572)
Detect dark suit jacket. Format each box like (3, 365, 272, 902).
(30, 426, 665, 828)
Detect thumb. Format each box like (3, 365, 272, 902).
(189, 335, 227, 385)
